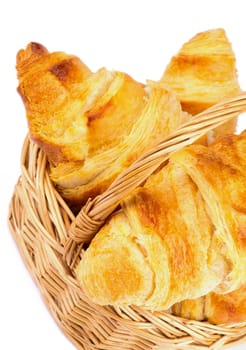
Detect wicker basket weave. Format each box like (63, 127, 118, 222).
(8, 94, 246, 350)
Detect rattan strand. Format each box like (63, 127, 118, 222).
(8, 92, 246, 350)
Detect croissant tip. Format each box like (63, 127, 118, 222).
(16, 42, 49, 70)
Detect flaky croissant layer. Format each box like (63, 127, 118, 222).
(172, 284, 246, 325)
(77, 131, 246, 315)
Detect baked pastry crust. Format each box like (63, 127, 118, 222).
(17, 42, 91, 163)
(77, 132, 246, 311)
(161, 28, 241, 139)
(50, 82, 187, 206)
(16, 29, 241, 206)
(205, 285, 246, 324)
(17, 43, 187, 206)
(172, 285, 246, 325)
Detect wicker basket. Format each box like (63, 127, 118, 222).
(8, 94, 246, 350)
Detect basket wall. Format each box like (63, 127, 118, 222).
(8, 137, 246, 350)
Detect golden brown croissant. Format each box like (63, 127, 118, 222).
(172, 285, 246, 325)
(76, 131, 246, 312)
(17, 42, 187, 206)
(161, 28, 241, 139)
(17, 29, 240, 207)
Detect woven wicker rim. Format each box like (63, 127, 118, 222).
(8, 93, 246, 350)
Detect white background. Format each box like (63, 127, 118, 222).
(1, 1, 246, 349)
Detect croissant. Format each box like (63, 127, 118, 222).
(161, 28, 241, 139)
(172, 284, 246, 325)
(16, 29, 240, 207)
(76, 131, 246, 312)
(17, 43, 188, 207)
